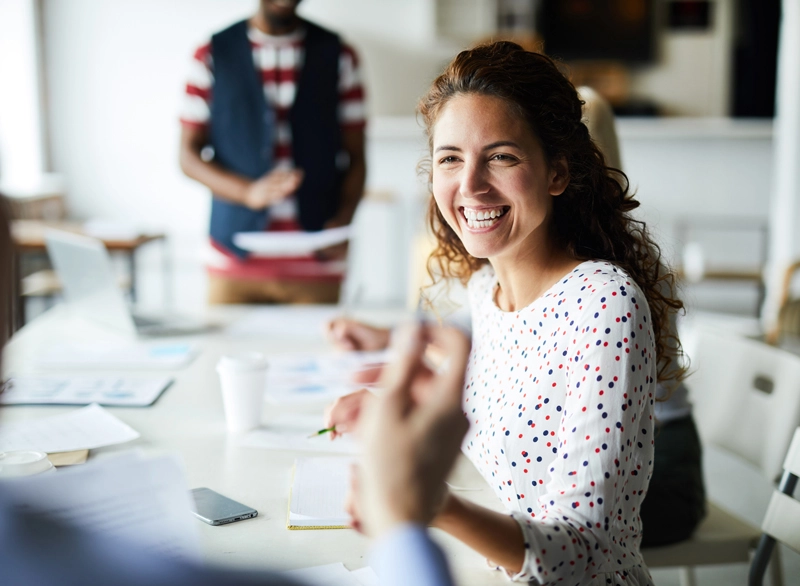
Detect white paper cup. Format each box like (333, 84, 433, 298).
(217, 352, 268, 434)
(0, 450, 56, 478)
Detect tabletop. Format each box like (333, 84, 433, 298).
(1, 304, 509, 586)
(11, 220, 165, 252)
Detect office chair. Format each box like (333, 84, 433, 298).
(749, 426, 800, 586)
(642, 328, 800, 586)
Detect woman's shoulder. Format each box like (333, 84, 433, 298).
(563, 260, 646, 304)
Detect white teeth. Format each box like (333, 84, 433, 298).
(463, 207, 506, 229)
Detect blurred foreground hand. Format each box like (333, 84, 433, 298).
(351, 322, 470, 537)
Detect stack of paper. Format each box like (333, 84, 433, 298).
(0, 375, 172, 407)
(0, 404, 140, 453)
(287, 457, 353, 530)
(0, 451, 201, 561)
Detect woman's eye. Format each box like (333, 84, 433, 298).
(491, 153, 515, 162)
(439, 156, 459, 164)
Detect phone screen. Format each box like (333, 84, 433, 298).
(191, 487, 258, 526)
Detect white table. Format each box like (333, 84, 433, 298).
(1, 305, 508, 585)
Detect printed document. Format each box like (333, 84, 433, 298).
(236, 413, 359, 455)
(233, 225, 351, 256)
(34, 341, 198, 370)
(0, 404, 139, 452)
(0, 375, 172, 407)
(0, 452, 200, 561)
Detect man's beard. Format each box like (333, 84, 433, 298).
(267, 12, 297, 32)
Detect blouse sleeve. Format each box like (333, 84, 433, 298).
(509, 278, 657, 583)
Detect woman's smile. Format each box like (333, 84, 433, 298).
(460, 205, 509, 231)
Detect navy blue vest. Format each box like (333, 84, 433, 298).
(209, 19, 343, 258)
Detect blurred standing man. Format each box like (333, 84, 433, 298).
(179, 0, 367, 304)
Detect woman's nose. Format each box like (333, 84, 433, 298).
(459, 161, 490, 199)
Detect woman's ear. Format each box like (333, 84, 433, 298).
(548, 157, 570, 196)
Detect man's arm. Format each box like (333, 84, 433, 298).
(179, 124, 302, 210)
(179, 124, 250, 204)
(326, 127, 366, 228)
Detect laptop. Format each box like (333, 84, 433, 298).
(45, 229, 212, 337)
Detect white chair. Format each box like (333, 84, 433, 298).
(749, 426, 800, 585)
(642, 327, 800, 586)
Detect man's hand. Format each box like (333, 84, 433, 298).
(242, 168, 304, 210)
(353, 322, 470, 538)
(314, 217, 351, 260)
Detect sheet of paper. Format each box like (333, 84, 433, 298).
(34, 341, 198, 370)
(225, 306, 339, 338)
(285, 563, 364, 586)
(265, 381, 358, 406)
(288, 456, 353, 529)
(236, 413, 359, 455)
(233, 225, 351, 256)
(0, 375, 172, 406)
(0, 451, 201, 562)
(268, 351, 388, 384)
(265, 350, 387, 405)
(0, 404, 140, 452)
(350, 567, 380, 586)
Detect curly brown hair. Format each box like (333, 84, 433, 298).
(418, 41, 684, 383)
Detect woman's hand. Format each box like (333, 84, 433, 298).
(323, 388, 374, 439)
(326, 318, 391, 352)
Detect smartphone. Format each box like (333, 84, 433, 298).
(190, 487, 258, 526)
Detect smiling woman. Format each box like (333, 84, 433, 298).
(414, 42, 685, 585)
(325, 41, 687, 586)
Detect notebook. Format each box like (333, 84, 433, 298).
(287, 457, 353, 530)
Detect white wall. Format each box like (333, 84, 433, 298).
(0, 0, 47, 185)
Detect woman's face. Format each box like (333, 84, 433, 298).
(431, 93, 568, 264)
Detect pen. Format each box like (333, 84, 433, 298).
(307, 426, 336, 438)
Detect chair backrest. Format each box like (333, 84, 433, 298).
(760, 427, 800, 553)
(688, 328, 800, 480)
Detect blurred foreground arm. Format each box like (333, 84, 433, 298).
(357, 323, 471, 586)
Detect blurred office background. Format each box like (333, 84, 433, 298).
(3, 1, 800, 584)
(1, 0, 792, 318)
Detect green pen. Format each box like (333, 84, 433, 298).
(307, 426, 336, 438)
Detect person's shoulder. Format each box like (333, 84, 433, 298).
(212, 19, 249, 41)
(567, 260, 646, 306)
(300, 18, 342, 43)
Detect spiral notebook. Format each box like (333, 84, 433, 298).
(287, 457, 353, 530)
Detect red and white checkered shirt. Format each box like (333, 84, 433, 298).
(180, 24, 366, 280)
